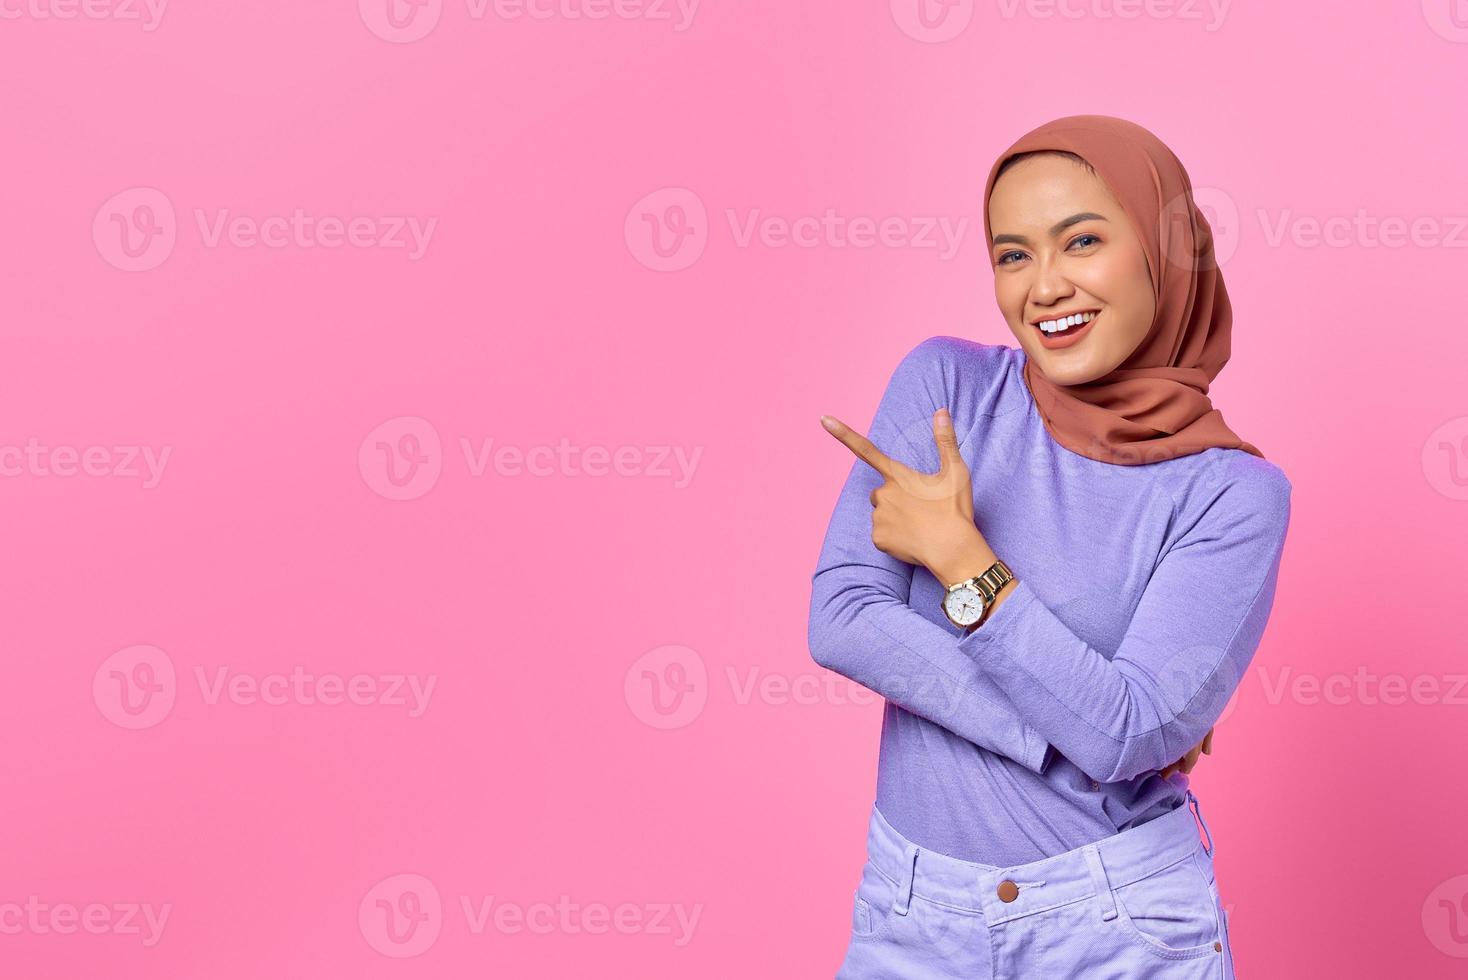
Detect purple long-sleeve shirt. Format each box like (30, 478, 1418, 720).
(808, 336, 1292, 867)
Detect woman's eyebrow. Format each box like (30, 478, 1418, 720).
(992, 212, 1109, 247)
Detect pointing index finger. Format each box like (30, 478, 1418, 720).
(820, 416, 894, 479)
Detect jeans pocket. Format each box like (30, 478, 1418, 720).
(1214, 884, 1235, 966)
(1109, 850, 1223, 960)
(851, 891, 874, 938)
(849, 859, 890, 942)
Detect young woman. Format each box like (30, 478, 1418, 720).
(809, 115, 1291, 978)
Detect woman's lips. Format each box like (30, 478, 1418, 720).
(1034, 311, 1099, 350)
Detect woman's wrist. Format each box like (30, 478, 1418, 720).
(927, 525, 999, 586)
(926, 525, 1021, 634)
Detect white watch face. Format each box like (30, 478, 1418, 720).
(944, 585, 985, 626)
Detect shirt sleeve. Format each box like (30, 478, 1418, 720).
(807, 338, 1055, 775)
(959, 464, 1292, 784)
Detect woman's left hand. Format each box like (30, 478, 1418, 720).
(820, 407, 985, 577)
(1159, 727, 1214, 779)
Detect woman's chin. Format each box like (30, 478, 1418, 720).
(1019, 339, 1102, 386)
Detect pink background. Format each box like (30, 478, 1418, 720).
(3, 1, 1468, 976)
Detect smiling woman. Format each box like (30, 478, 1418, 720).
(990, 156, 1157, 369)
(810, 115, 1290, 979)
(979, 118, 1263, 466)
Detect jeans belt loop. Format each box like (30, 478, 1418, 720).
(892, 843, 918, 916)
(1187, 789, 1216, 858)
(1082, 843, 1119, 922)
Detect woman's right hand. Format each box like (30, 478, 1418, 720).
(1159, 727, 1214, 779)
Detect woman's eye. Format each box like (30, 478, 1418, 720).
(997, 236, 1095, 264)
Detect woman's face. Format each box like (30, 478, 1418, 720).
(987, 153, 1156, 385)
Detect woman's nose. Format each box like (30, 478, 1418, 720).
(1029, 260, 1075, 304)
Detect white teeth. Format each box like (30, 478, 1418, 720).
(1038, 311, 1096, 333)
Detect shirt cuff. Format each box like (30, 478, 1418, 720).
(961, 576, 1039, 653)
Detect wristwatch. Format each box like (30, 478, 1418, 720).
(941, 559, 1014, 629)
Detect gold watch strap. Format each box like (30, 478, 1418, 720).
(974, 559, 1014, 603)
(965, 559, 1014, 631)
(948, 559, 1012, 596)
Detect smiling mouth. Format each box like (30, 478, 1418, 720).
(1032, 310, 1099, 336)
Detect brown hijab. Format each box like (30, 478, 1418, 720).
(981, 114, 1264, 465)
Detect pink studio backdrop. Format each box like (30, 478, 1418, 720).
(2, 2, 1466, 977)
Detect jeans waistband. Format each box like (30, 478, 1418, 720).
(865, 790, 1217, 926)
